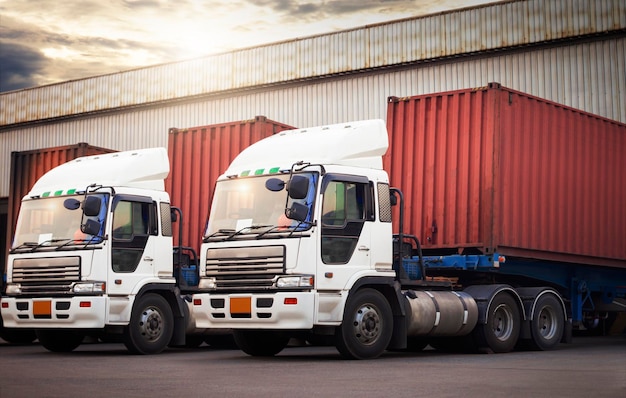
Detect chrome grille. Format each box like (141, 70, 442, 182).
(205, 246, 285, 290)
(12, 257, 81, 294)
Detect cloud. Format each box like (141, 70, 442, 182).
(0, 41, 47, 92)
(0, 0, 494, 92)
(243, 0, 442, 21)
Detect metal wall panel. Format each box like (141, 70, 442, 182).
(0, 37, 624, 197)
(1, 0, 625, 126)
(385, 83, 626, 268)
(165, 117, 295, 255)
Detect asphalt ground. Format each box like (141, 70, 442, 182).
(1, 335, 625, 398)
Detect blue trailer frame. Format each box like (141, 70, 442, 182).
(403, 253, 626, 325)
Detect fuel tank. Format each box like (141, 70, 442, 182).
(404, 290, 478, 337)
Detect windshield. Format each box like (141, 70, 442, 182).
(205, 172, 318, 238)
(12, 193, 109, 249)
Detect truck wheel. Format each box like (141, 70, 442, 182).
(36, 329, 85, 352)
(233, 330, 290, 356)
(474, 292, 520, 353)
(0, 321, 37, 345)
(528, 294, 564, 351)
(335, 288, 393, 359)
(123, 293, 173, 355)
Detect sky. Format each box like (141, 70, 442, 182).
(0, 0, 496, 93)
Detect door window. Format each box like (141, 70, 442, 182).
(111, 199, 156, 272)
(321, 179, 373, 264)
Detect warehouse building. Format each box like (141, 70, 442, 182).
(1, 0, 625, 269)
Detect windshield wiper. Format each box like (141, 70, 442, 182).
(224, 224, 273, 241)
(254, 221, 316, 239)
(203, 224, 281, 242)
(11, 242, 39, 251)
(202, 229, 236, 243)
(21, 239, 72, 252)
(54, 236, 101, 250)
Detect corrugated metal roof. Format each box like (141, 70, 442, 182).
(1, 0, 624, 126)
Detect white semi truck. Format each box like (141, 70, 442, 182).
(191, 119, 578, 359)
(1, 148, 204, 354)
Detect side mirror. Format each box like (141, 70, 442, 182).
(63, 198, 81, 210)
(82, 219, 101, 236)
(265, 178, 286, 192)
(286, 175, 309, 200)
(286, 202, 309, 222)
(82, 196, 102, 217)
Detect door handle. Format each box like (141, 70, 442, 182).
(143, 256, 154, 262)
(358, 246, 370, 252)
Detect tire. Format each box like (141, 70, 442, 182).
(0, 320, 37, 345)
(36, 329, 85, 352)
(335, 288, 393, 359)
(528, 294, 564, 351)
(123, 293, 174, 355)
(473, 292, 520, 353)
(233, 330, 290, 356)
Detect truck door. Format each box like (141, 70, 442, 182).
(317, 175, 375, 290)
(108, 196, 159, 296)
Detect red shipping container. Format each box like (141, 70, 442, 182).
(165, 116, 296, 256)
(4, 143, 116, 274)
(385, 83, 626, 268)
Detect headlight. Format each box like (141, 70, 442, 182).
(275, 275, 314, 288)
(72, 282, 106, 294)
(198, 277, 216, 289)
(5, 283, 22, 295)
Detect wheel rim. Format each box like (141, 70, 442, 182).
(351, 303, 382, 346)
(491, 304, 515, 341)
(138, 306, 164, 341)
(537, 305, 558, 340)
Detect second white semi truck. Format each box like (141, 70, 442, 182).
(191, 119, 625, 359)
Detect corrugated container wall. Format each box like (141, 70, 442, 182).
(165, 116, 295, 256)
(385, 83, 626, 269)
(4, 143, 116, 275)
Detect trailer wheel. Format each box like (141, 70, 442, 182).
(528, 294, 564, 351)
(233, 330, 290, 356)
(123, 293, 173, 355)
(474, 292, 520, 353)
(335, 288, 393, 359)
(36, 329, 85, 352)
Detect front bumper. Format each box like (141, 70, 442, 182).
(192, 292, 315, 330)
(1, 296, 107, 329)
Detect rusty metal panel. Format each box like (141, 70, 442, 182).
(495, 85, 626, 266)
(165, 116, 295, 255)
(5, 143, 116, 265)
(385, 83, 626, 268)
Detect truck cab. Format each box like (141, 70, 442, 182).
(1, 148, 194, 354)
(193, 120, 404, 357)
